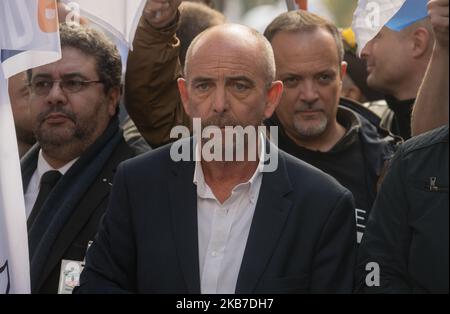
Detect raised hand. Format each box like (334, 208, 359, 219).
(143, 0, 182, 29)
(428, 0, 449, 49)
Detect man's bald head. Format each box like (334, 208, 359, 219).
(361, 17, 435, 99)
(400, 18, 435, 51)
(184, 24, 276, 88)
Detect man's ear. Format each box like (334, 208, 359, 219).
(177, 78, 191, 116)
(107, 86, 121, 116)
(340, 61, 348, 79)
(339, 61, 348, 92)
(264, 81, 284, 119)
(411, 27, 432, 58)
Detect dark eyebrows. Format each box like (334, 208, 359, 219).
(31, 73, 52, 81)
(316, 69, 337, 77)
(280, 73, 300, 79)
(31, 73, 90, 81)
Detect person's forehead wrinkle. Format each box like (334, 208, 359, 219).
(277, 56, 338, 77)
(191, 68, 259, 85)
(33, 62, 94, 81)
(39, 48, 97, 78)
(61, 73, 90, 80)
(275, 29, 340, 60)
(191, 52, 261, 73)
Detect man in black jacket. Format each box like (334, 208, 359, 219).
(264, 11, 400, 243)
(125, 4, 399, 245)
(22, 23, 135, 294)
(77, 23, 357, 294)
(357, 125, 449, 293)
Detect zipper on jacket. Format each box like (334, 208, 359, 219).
(428, 177, 449, 192)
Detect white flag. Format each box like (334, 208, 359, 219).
(352, 0, 430, 56)
(60, 0, 146, 49)
(352, 0, 406, 55)
(0, 0, 61, 294)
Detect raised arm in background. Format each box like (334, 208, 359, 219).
(125, 0, 191, 148)
(412, 0, 449, 136)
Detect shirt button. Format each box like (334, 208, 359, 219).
(211, 251, 218, 257)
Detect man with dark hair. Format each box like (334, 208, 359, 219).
(22, 23, 135, 294)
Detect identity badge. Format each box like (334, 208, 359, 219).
(58, 259, 83, 294)
(57, 241, 93, 294)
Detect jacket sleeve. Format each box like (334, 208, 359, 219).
(75, 163, 136, 294)
(125, 13, 192, 148)
(356, 146, 412, 293)
(310, 189, 357, 293)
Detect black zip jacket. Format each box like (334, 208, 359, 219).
(357, 125, 449, 293)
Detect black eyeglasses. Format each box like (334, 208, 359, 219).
(29, 79, 104, 96)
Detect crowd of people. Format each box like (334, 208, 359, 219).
(7, 0, 448, 294)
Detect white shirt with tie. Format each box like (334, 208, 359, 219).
(24, 150, 78, 219)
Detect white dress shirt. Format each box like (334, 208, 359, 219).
(194, 135, 265, 294)
(24, 150, 78, 219)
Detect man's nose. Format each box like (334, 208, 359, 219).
(360, 41, 372, 59)
(212, 86, 229, 114)
(298, 80, 319, 104)
(46, 81, 68, 106)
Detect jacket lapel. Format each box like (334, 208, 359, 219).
(168, 149, 201, 294)
(20, 144, 40, 191)
(236, 149, 293, 293)
(37, 177, 110, 291)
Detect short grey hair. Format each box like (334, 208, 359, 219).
(264, 10, 344, 64)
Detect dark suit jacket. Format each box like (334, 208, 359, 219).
(77, 140, 357, 294)
(21, 138, 135, 294)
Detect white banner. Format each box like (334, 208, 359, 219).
(352, 0, 430, 56)
(60, 0, 146, 49)
(0, 0, 61, 294)
(352, 0, 406, 55)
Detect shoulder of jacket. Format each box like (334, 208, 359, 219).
(280, 149, 348, 195)
(339, 100, 401, 146)
(340, 97, 382, 126)
(400, 125, 449, 155)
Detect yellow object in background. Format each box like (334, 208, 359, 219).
(342, 27, 356, 50)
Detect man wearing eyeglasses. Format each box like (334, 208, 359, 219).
(21, 23, 135, 294)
